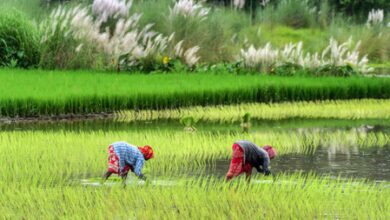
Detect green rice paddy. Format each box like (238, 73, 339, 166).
(119, 99, 390, 122)
(1, 129, 389, 182)
(1, 69, 390, 218)
(1, 69, 390, 117)
(1, 176, 388, 219)
(0, 125, 389, 219)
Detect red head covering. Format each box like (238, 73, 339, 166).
(263, 145, 277, 160)
(138, 145, 154, 160)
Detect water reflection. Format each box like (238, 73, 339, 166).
(1, 118, 390, 133)
(208, 146, 390, 181)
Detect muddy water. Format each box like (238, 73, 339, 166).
(207, 146, 390, 181)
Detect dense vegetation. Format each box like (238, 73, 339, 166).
(1, 0, 389, 73)
(1, 69, 389, 117)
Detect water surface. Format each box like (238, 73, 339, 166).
(207, 146, 390, 181)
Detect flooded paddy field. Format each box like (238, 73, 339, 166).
(1, 113, 389, 218)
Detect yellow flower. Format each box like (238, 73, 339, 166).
(162, 56, 170, 65)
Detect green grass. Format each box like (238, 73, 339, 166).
(0, 0, 46, 20)
(1, 69, 390, 117)
(239, 24, 329, 53)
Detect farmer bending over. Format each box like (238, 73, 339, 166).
(226, 140, 276, 181)
(103, 141, 154, 182)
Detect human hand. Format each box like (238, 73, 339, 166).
(139, 174, 147, 181)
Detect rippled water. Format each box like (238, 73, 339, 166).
(207, 146, 390, 181)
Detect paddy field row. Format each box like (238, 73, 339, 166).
(1, 69, 390, 117)
(1, 129, 388, 185)
(0, 128, 389, 219)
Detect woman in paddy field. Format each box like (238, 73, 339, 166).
(103, 141, 154, 182)
(226, 140, 277, 181)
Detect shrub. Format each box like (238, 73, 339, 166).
(273, 0, 317, 28)
(326, 0, 390, 17)
(38, 6, 101, 69)
(39, 0, 201, 71)
(0, 10, 40, 68)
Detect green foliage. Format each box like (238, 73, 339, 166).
(328, 22, 390, 62)
(241, 112, 251, 133)
(314, 64, 358, 77)
(0, 0, 45, 19)
(326, 0, 390, 17)
(134, 0, 234, 64)
(180, 116, 198, 132)
(271, 63, 359, 77)
(38, 7, 102, 70)
(0, 10, 40, 68)
(272, 63, 305, 76)
(255, 0, 318, 28)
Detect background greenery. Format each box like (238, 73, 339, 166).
(1, 0, 389, 71)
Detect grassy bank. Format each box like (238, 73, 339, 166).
(1, 69, 390, 117)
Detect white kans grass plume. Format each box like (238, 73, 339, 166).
(260, 0, 270, 7)
(233, 0, 245, 9)
(92, 0, 132, 22)
(40, 0, 201, 69)
(183, 46, 200, 67)
(170, 0, 210, 20)
(174, 41, 201, 67)
(240, 43, 278, 71)
(367, 9, 384, 26)
(239, 38, 372, 73)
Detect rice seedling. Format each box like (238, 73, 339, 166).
(0, 126, 389, 218)
(0, 174, 388, 219)
(1, 128, 388, 186)
(118, 99, 390, 122)
(1, 69, 390, 117)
